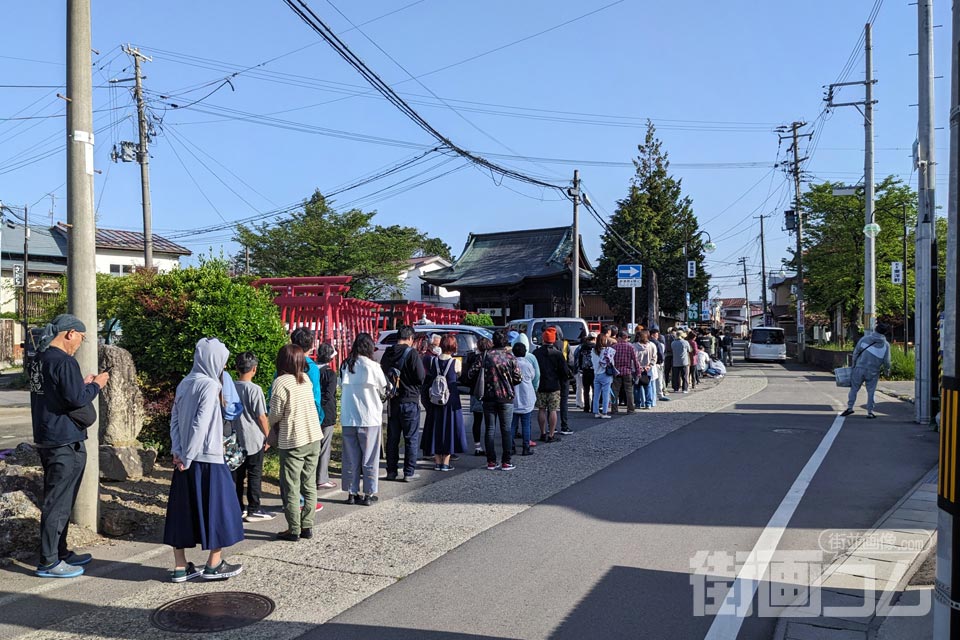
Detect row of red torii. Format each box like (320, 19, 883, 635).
(252, 276, 467, 362)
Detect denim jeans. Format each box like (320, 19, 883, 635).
(386, 400, 421, 477)
(511, 410, 532, 451)
(593, 372, 613, 414)
(483, 400, 514, 464)
(636, 376, 656, 408)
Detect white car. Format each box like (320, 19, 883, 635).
(746, 327, 787, 362)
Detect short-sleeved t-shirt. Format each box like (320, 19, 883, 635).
(233, 379, 267, 453)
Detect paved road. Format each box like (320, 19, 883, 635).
(0, 389, 33, 449)
(306, 363, 936, 639)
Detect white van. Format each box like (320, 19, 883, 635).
(747, 327, 787, 362)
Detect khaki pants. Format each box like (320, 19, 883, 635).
(279, 440, 321, 535)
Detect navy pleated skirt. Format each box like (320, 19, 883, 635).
(163, 461, 244, 550)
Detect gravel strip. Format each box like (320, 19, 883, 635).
(19, 371, 766, 640)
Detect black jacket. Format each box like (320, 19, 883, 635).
(319, 364, 337, 427)
(533, 344, 571, 393)
(380, 343, 425, 404)
(30, 347, 101, 448)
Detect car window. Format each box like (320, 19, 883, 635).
(751, 329, 785, 345)
(455, 334, 476, 355)
(380, 333, 398, 345)
(532, 321, 586, 343)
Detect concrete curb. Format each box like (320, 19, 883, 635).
(774, 466, 938, 640)
(878, 387, 915, 405)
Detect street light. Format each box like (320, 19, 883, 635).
(685, 230, 718, 322)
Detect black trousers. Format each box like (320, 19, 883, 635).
(234, 449, 264, 513)
(38, 441, 86, 567)
(559, 379, 570, 429)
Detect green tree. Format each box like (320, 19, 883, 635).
(235, 191, 450, 299)
(115, 259, 289, 393)
(798, 177, 917, 333)
(463, 313, 494, 327)
(594, 122, 708, 322)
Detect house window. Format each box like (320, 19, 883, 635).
(421, 283, 439, 298)
(109, 264, 134, 276)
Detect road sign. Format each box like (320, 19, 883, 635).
(617, 264, 642, 288)
(687, 260, 697, 279)
(891, 261, 903, 285)
(12, 265, 22, 287)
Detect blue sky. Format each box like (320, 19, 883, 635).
(0, 1, 951, 302)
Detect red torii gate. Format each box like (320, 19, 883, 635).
(252, 276, 466, 361)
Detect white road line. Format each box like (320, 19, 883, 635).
(703, 413, 846, 640)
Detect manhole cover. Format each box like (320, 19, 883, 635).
(151, 592, 275, 633)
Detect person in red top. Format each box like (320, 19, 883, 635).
(610, 330, 640, 414)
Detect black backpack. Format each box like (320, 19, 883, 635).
(383, 346, 413, 400)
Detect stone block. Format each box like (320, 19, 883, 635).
(0, 490, 41, 557)
(100, 507, 140, 537)
(99, 445, 156, 481)
(98, 344, 144, 446)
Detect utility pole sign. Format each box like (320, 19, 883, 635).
(687, 260, 696, 279)
(891, 261, 904, 285)
(12, 264, 23, 287)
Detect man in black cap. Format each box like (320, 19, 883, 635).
(30, 314, 109, 578)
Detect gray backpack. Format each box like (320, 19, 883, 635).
(429, 358, 454, 405)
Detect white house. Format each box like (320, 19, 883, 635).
(399, 256, 459, 308)
(0, 222, 190, 316)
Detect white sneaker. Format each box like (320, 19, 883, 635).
(244, 510, 275, 522)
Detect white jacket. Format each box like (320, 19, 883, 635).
(339, 356, 388, 427)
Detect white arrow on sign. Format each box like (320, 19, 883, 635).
(620, 266, 640, 277)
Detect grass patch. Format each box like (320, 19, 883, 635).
(810, 342, 914, 381)
(262, 424, 343, 482)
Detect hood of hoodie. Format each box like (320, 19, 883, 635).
(517, 333, 531, 349)
(863, 332, 888, 348)
(191, 337, 230, 380)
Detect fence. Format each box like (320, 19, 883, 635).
(253, 276, 466, 362)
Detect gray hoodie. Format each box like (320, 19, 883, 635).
(170, 338, 230, 469)
(852, 331, 891, 378)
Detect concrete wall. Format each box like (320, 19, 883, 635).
(400, 261, 459, 307)
(802, 346, 852, 371)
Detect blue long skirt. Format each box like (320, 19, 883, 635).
(163, 461, 244, 550)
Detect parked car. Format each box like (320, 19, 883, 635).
(373, 325, 494, 364)
(506, 317, 589, 365)
(746, 327, 787, 362)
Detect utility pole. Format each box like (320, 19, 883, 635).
(916, 0, 938, 427)
(67, 0, 100, 532)
(245, 245, 251, 275)
(756, 214, 769, 326)
(826, 25, 879, 333)
(777, 122, 810, 362)
(48, 193, 56, 226)
(22, 205, 29, 345)
(933, 1, 956, 637)
(567, 169, 581, 318)
(903, 204, 910, 355)
(864, 23, 877, 331)
(739, 257, 749, 335)
(124, 45, 154, 271)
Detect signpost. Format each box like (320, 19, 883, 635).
(618, 264, 643, 329)
(12, 264, 22, 287)
(687, 260, 697, 279)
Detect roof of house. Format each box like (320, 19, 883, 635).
(53, 225, 191, 256)
(1, 223, 69, 260)
(422, 226, 592, 289)
(406, 255, 451, 270)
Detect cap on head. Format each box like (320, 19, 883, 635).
(542, 327, 557, 344)
(507, 330, 520, 344)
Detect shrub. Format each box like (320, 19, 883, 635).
(112, 260, 289, 451)
(463, 313, 494, 327)
(887, 347, 914, 381)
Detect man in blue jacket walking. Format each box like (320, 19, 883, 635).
(29, 314, 109, 578)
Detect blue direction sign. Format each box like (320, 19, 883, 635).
(617, 264, 643, 288)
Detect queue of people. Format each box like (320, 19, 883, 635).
(30, 318, 726, 582)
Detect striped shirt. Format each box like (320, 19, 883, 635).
(269, 374, 323, 450)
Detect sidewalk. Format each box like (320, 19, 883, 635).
(0, 369, 766, 639)
(878, 380, 915, 404)
(775, 467, 938, 640)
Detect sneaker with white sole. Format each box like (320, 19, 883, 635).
(202, 560, 243, 580)
(486, 462, 501, 471)
(244, 510, 275, 522)
(501, 462, 516, 471)
(170, 562, 202, 583)
(36, 560, 83, 579)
